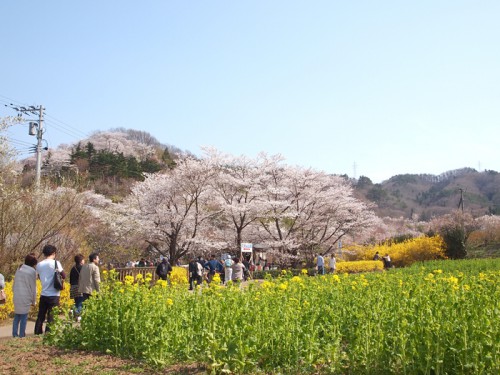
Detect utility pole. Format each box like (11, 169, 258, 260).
(6, 104, 45, 186)
(458, 188, 464, 213)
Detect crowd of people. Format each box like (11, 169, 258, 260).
(186, 255, 253, 290)
(2, 244, 101, 338)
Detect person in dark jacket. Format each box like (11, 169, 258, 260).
(69, 254, 85, 318)
(189, 257, 202, 290)
(156, 258, 172, 283)
(204, 255, 221, 284)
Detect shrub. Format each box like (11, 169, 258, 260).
(358, 235, 446, 267)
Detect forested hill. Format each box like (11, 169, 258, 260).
(354, 168, 500, 219)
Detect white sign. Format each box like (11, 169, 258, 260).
(241, 242, 253, 253)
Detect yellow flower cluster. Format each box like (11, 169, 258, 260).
(336, 260, 384, 274)
(357, 235, 446, 267)
(170, 266, 188, 285)
(0, 279, 72, 321)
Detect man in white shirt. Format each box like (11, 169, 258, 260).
(34, 244, 65, 335)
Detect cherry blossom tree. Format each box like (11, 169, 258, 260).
(113, 157, 222, 264)
(254, 158, 379, 264)
(205, 148, 275, 253)
(84, 149, 381, 266)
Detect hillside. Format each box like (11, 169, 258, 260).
(354, 168, 500, 219)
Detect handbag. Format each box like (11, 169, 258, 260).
(54, 260, 65, 290)
(69, 266, 82, 299)
(0, 289, 6, 304)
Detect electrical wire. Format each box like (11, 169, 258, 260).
(1, 94, 92, 151)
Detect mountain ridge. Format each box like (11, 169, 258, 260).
(354, 168, 500, 219)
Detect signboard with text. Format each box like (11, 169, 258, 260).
(241, 242, 253, 253)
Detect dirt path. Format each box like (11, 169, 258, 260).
(0, 337, 206, 374)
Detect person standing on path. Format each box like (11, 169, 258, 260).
(329, 254, 337, 273)
(317, 254, 325, 275)
(35, 244, 65, 335)
(78, 252, 101, 304)
(13, 254, 38, 338)
(69, 254, 85, 318)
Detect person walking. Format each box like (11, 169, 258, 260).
(204, 255, 220, 284)
(69, 254, 85, 319)
(35, 244, 65, 335)
(223, 257, 234, 285)
(382, 254, 392, 269)
(317, 254, 325, 275)
(78, 252, 101, 304)
(188, 257, 202, 290)
(329, 254, 337, 274)
(12, 254, 38, 338)
(232, 258, 246, 282)
(156, 257, 172, 283)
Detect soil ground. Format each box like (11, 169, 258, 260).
(0, 319, 205, 375)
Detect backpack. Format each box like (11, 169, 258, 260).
(157, 263, 169, 278)
(225, 259, 232, 267)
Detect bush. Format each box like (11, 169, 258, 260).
(358, 235, 447, 267)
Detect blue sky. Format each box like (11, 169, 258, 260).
(1, 1, 499, 182)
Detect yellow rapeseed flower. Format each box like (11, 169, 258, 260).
(291, 276, 303, 283)
(261, 281, 273, 289)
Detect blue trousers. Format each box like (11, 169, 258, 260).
(13, 313, 28, 338)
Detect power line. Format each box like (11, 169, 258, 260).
(5, 136, 33, 147)
(44, 113, 89, 139)
(1, 94, 90, 143)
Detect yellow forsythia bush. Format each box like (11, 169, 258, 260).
(336, 260, 384, 274)
(0, 279, 72, 322)
(360, 235, 446, 267)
